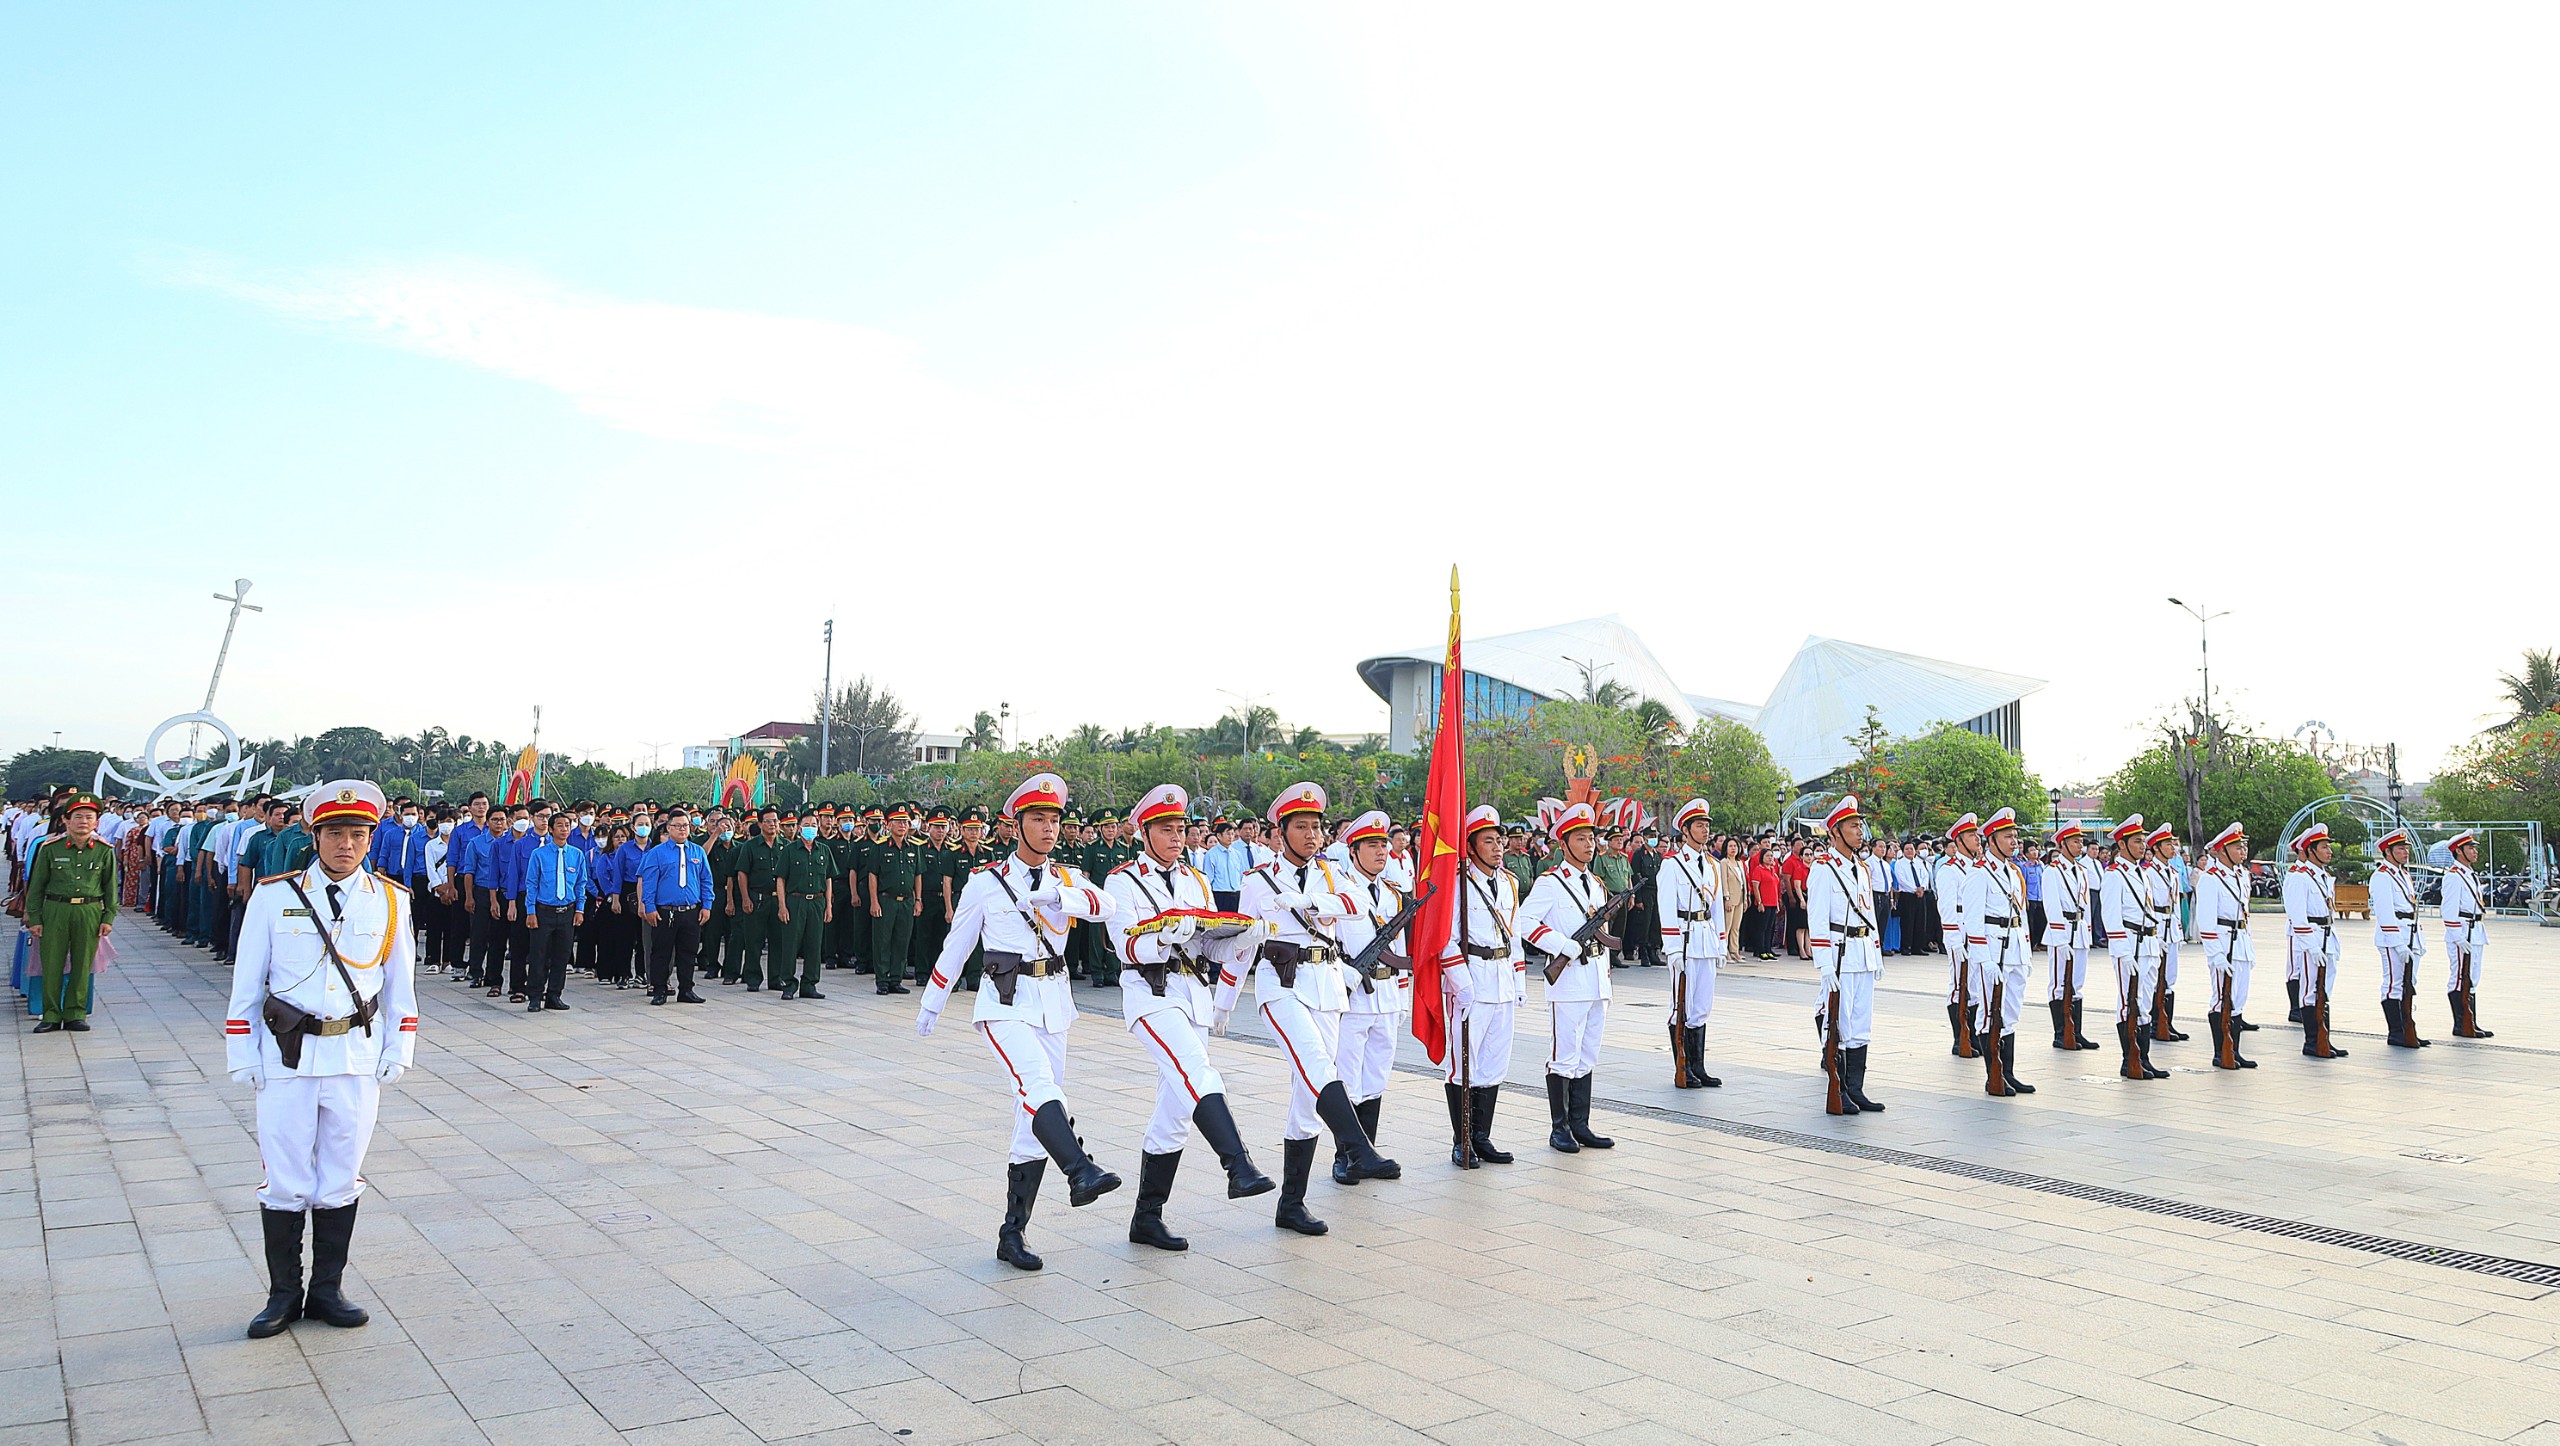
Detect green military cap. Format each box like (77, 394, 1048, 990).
(926, 805, 952, 823)
(958, 806, 987, 823)
(862, 805, 885, 820)
(59, 791, 105, 816)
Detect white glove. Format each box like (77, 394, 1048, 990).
(376, 1060, 406, 1085)
(231, 1067, 263, 1092)
(1445, 975, 1477, 1015)
(916, 1005, 941, 1037)
(1023, 887, 1063, 909)
(1163, 916, 1199, 945)
(1210, 1007, 1233, 1037)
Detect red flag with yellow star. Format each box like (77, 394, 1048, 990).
(1409, 567, 1467, 1062)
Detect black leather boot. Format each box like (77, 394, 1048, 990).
(1567, 1075, 1614, 1148)
(997, 1160, 1045, 1270)
(1470, 1085, 1512, 1163)
(1444, 1083, 1475, 1168)
(1128, 1151, 1187, 1252)
(1688, 1027, 1719, 1088)
(1030, 1100, 1121, 1206)
(2001, 1035, 2033, 1093)
(2382, 998, 2415, 1047)
(1355, 1096, 1382, 1155)
(303, 1203, 368, 1328)
(1546, 1073, 1579, 1153)
(2156, 991, 2189, 1042)
(1314, 1081, 1398, 1182)
(2048, 999, 2069, 1049)
(1335, 1097, 1382, 1185)
(1273, 1137, 1326, 1235)
(246, 1208, 304, 1339)
(2072, 999, 2100, 1048)
(2287, 977, 2304, 1022)
(2136, 1021, 2168, 1079)
(1946, 1000, 1966, 1055)
(1843, 1046, 1884, 1112)
(1189, 1094, 1272, 1198)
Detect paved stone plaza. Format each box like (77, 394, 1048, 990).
(6, 912, 2560, 1445)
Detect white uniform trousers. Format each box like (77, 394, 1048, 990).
(2206, 950, 2253, 1013)
(1336, 1010, 1401, 1103)
(1547, 999, 1606, 1078)
(1821, 972, 1877, 1048)
(2292, 942, 2338, 1001)
(2374, 946, 2420, 1003)
(978, 1020, 1069, 1165)
(1257, 985, 1342, 1141)
(2046, 945, 2088, 998)
(2111, 950, 2157, 1025)
(1673, 955, 1717, 1027)
(2446, 939, 2486, 992)
(1971, 952, 2027, 1034)
(1127, 1008, 1224, 1155)
(256, 1074, 381, 1212)
(1442, 999, 1514, 1085)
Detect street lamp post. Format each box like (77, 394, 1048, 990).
(1777, 781, 1789, 830)
(2165, 597, 2232, 722)
(1219, 688, 1272, 756)
(2048, 785, 2062, 829)
(818, 619, 834, 779)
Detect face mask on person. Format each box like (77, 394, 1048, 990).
(438, 821, 455, 836)
(403, 812, 420, 826)
(801, 825, 820, 841)
(633, 822, 651, 836)
(512, 818, 533, 834)
(580, 813, 595, 827)
(717, 825, 734, 839)
(839, 819, 855, 833)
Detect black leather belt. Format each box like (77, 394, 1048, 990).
(1841, 926, 1871, 938)
(1982, 914, 2015, 927)
(1677, 909, 1712, 922)
(1462, 943, 1506, 960)
(44, 894, 99, 905)
(2307, 915, 2331, 926)
(983, 951, 1058, 977)
(1297, 945, 1337, 963)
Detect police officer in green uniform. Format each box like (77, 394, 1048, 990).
(729, 807, 788, 990)
(25, 792, 116, 1032)
(867, 802, 926, 993)
(948, 807, 997, 991)
(772, 808, 839, 999)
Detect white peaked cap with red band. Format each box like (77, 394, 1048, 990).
(2146, 824, 2176, 849)
(1674, 798, 1712, 830)
(2293, 821, 2332, 852)
(2052, 820, 2085, 844)
(307, 780, 387, 828)
(1004, 772, 1069, 820)
(2444, 829, 2477, 852)
(2374, 825, 2412, 853)
(1464, 804, 1502, 837)
(1553, 801, 1598, 837)
(2110, 814, 2147, 844)
(1982, 806, 2020, 836)
(2205, 822, 2246, 853)
(1339, 810, 1390, 847)
(1267, 782, 1327, 826)
(1824, 795, 1862, 832)
(1947, 812, 1980, 842)
(1129, 783, 1189, 831)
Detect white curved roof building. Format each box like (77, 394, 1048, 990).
(1356, 617, 2043, 784)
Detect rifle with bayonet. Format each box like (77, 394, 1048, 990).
(1347, 884, 1436, 992)
(1542, 884, 1638, 985)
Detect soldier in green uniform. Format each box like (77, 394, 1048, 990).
(729, 807, 788, 990)
(847, 805, 883, 975)
(911, 806, 956, 986)
(701, 811, 739, 980)
(949, 807, 997, 991)
(772, 808, 839, 1000)
(1504, 823, 1542, 899)
(822, 805, 859, 971)
(25, 792, 116, 1032)
(1061, 812, 1100, 980)
(267, 802, 315, 877)
(866, 803, 925, 994)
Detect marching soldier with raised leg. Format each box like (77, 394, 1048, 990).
(1100, 784, 1272, 1252)
(1964, 808, 2035, 1097)
(915, 774, 1121, 1272)
(2285, 822, 2348, 1059)
(1654, 798, 1725, 1088)
(1809, 797, 1886, 1114)
(2440, 830, 2493, 1037)
(227, 781, 418, 1339)
(2195, 822, 2258, 1068)
(1519, 801, 1620, 1152)
(2100, 816, 2169, 1080)
(2042, 822, 2100, 1050)
(2371, 826, 2431, 1048)
(1438, 806, 1520, 1168)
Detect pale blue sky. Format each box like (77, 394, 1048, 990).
(9, 4, 2557, 783)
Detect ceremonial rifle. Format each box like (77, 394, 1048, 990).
(1347, 884, 1436, 991)
(1542, 884, 1638, 986)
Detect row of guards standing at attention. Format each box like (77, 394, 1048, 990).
(23, 792, 116, 1032)
(225, 780, 418, 1340)
(1653, 798, 1726, 1090)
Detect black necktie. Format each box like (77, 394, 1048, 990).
(1028, 866, 1043, 892)
(325, 883, 343, 922)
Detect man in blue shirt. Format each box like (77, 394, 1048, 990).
(449, 794, 492, 989)
(521, 811, 588, 1012)
(1203, 818, 1243, 911)
(638, 813, 716, 1005)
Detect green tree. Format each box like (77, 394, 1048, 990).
(2429, 717, 2560, 868)
(623, 767, 716, 806)
(4, 748, 112, 798)
(543, 760, 623, 804)
(961, 711, 1002, 751)
(309, 726, 395, 781)
(813, 676, 916, 778)
(1874, 725, 2047, 839)
(2490, 648, 2560, 733)
(2103, 728, 2330, 857)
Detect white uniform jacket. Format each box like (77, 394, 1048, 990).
(1102, 855, 1248, 1030)
(2041, 852, 2093, 949)
(2283, 862, 2338, 963)
(2370, 863, 2426, 956)
(226, 864, 419, 1078)
(1519, 862, 1616, 1003)
(2100, 859, 2160, 960)
(1332, 867, 1412, 1017)
(1806, 847, 1883, 980)
(1441, 864, 1527, 1005)
(1653, 847, 1726, 960)
(2194, 862, 2253, 965)
(1963, 856, 2029, 968)
(1934, 854, 1973, 962)
(922, 853, 1115, 1032)
(1221, 855, 1359, 1015)
(2440, 863, 2486, 949)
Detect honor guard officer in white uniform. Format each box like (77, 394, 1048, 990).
(226, 781, 419, 1340)
(1100, 785, 1272, 1252)
(2283, 821, 2348, 1059)
(2440, 830, 2493, 1037)
(916, 773, 1123, 1272)
(2195, 822, 2259, 1068)
(1519, 801, 1619, 1153)
(1936, 814, 1981, 1057)
(1810, 797, 1886, 1113)
(1963, 808, 2036, 1097)
(2042, 822, 2100, 1050)
(1654, 798, 1726, 1088)
(2099, 816, 2169, 1080)
(1220, 782, 1400, 1237)
(1439, 806, 1522, 1168)
(2370, 826, 2432, 1049)
(1329, 810, 1413, 1182)
(2145, 826, 2191, 1043)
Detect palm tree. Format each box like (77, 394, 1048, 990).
(1070, 723, 1107, 752)
(2491, 648, 2560, 731)
(1588, 679, 1636, 710)
(1631, 698, 1682, 749)
(961, 711, 1002, 751)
